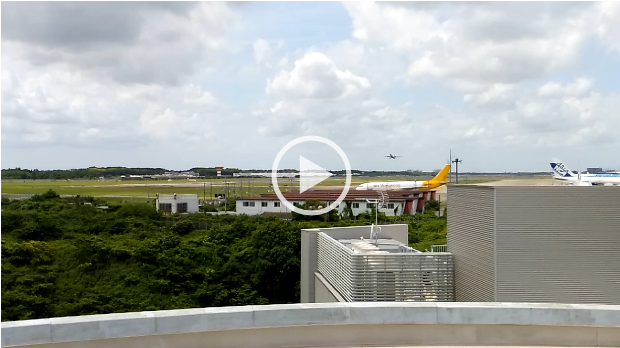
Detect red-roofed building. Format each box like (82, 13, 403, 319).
(236, 189, 437, 217)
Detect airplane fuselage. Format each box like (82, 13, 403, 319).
(356, 180, 446, 191)
(555, 175, 620, 185)
(550, 159, 620, 186)
(356, 164, 451, 191)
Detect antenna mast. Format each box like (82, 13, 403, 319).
(366, 194, 385, 246)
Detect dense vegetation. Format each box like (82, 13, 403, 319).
(2, 167, 167, 180)
(1, 191, 447, 322)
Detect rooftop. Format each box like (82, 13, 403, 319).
(338, 237, 421, 254)
(155, 194, 198, 198)
(315, 229, 453, 302)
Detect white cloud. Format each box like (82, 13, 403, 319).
(2, 1, 620, 171)
(597, 1, 620, 54)
(463, 83, 517, 108)
(344, 2, 597, 91)
(330, 1, 620, 158)
(345, 2, 443, 52)
(538, 78, 594, 98)
(1, 57, 226, 148)
(500, 79, 619, 147)
(253, 39, 273, 68)
(1, 2, 238, 157)
(2, 2, 240, 86)
(266, 52, 371, 100)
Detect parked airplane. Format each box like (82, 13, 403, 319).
(385, 154, 401, 159)
(550, 159, 620, 186)
(355, 164, 450, 191)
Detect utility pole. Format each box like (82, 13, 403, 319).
(225, 182, 229, 214)
(452, 158, 463, 184)
(203, 182, 206, 204)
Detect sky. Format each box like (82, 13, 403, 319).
(2, 1, 620, 173)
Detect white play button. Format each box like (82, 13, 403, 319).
(299, 156, 333, 193)
(272, 136, 351, 216)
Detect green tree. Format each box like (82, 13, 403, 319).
(1, 194, 449, 322)
(170, 220, 195, 236)
(424, 199, 440, 212)
(292, 199, 339, 222)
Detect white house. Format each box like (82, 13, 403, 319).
(156, 193, 199, 214)
(235, 190, 437, 217)
(237, 199, 403, 217)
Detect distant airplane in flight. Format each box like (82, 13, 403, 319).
(385, 154, 401, 159)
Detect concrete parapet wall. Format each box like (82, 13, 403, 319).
(2, 302, 620, 347)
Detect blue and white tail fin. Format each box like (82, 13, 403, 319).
(550, 158, 575, 178)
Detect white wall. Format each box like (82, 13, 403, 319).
(236, 200, 405, 217)
(236, 200, 289, 215)
(314, 273, 344, 303)
(156, 196, 199, 214)
(348, 201, 404, 217)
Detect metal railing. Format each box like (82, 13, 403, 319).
(430, 245, 448, 253)
(317, 232, 455, 302)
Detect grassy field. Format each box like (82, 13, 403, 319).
(1, 175, 525, 199)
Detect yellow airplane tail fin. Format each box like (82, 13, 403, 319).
(431, 164, 450, 182)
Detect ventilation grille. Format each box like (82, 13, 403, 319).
(317, 232, 455, 302)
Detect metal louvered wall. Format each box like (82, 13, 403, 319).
(317, 232, 354, 302)
(494, 186, 620, 304)
(350, 253, 454, 301)
(446, 185, 496, 302)
(317, 232, 455, 302)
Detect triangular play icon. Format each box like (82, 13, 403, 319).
(299, 156, 333, 193)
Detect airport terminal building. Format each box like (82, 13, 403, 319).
(447, 185, 620, 304)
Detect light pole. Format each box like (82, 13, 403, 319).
(449, 149, 452, 183)
(226, 182, 230, 212)
(452, 158, 463, 183)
